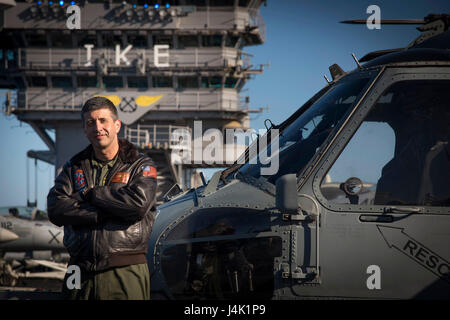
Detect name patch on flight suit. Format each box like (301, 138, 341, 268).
(111, 172, 130, 184)
(142, 165, 157, 178)
(73, 169, 86, 191)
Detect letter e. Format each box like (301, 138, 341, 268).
(154, 44, 170, 67)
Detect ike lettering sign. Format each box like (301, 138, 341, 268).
(84, 44, 170, 68)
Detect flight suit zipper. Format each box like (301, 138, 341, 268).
(81, 158, 97, 271)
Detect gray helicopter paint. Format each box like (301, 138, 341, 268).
(148, 175, 285, 298)
(148, 62, 450, 300)
(290, 66, 450, 299)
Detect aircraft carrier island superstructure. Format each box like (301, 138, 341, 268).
(0, 0, 266, 199)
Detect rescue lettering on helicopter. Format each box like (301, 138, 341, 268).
(377, 226, 450, 284)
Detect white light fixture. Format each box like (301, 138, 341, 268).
(30, 6, 38, 17)
(52, 6, 60, 16)
(126, 8, 134, 20)
(136, 10, 144, 21)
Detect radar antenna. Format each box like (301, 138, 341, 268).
(341, 14, 450, 60)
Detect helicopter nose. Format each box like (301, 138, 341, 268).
(0, 227, 19, 243)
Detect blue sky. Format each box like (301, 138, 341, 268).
(0, 0, 449, 210)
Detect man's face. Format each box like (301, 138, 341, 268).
(83, 108, 121, 151)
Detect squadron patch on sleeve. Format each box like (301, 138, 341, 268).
(74, 169, 86, 191)
(142, 165, 157, 178)
(111, 172, 130, 184)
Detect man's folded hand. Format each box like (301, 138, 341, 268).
(71, 187, 94, 203)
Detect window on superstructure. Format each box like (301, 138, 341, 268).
(28, 76, 47, 87)
(14, 77, 26, 89)
(25, 33, 48, 47)
(77, 76, 99, 88)
(0, 32, 14, 49)
(152, 0, 180, 5)
(201, 76, 222, 88)
(13, 33, 25, 47)
(187, 0, 206, 6)
(77, 33, 98, 47)
(103, 76, 123, 88)
(178, 76, 199, 89)
(102, 33, 123, 48)
(4, 49, 18, 68)
(127, 33, 147, 48)
(52, 76, 73, 88)
(50, 32, 73, 48)
(153, 35, 173, 49)
(128, 76, 148, 88)
(225, 35, 239, 48)
(178, 35, 199, 48)
(238, 0, 249, 6)
(153, 76, 172, 88)
(225, 77, 237, 88)
(209, 0, 234, 6)
(202, 35, 222, 47)
(6, 50, 14, 61)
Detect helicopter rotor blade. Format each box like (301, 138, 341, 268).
(341, 19, 425, 25)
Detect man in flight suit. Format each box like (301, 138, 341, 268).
(47, 97, 157, 300)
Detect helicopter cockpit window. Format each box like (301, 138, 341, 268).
(321, 80, 450, 207)
(160, 208, 281, 299)
(237, 73, 376, 184)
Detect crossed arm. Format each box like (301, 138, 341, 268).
(47, 160, 157, 227)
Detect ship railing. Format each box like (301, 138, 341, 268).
(247, 7, 266, 42)
(124, 124, 192, 150)
(123, 124, 248, 165)
(16, 90, 249, 111)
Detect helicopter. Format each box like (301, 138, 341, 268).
(146, 14, 450, 300)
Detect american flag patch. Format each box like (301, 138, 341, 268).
(142, 165, 157, 178)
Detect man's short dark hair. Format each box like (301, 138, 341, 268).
(81, 97, 119, 123)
